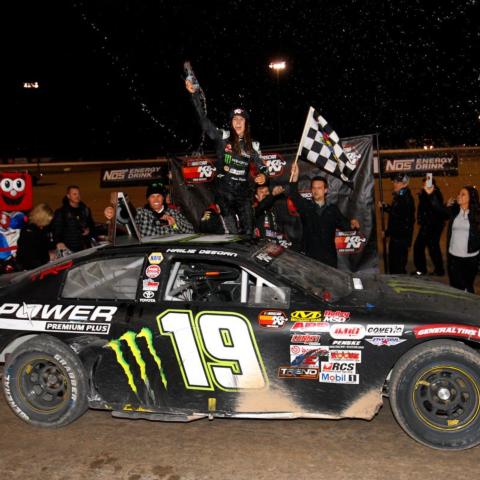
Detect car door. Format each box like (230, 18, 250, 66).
(140, 253, 296, 415)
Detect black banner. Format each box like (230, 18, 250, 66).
(100, 164, 168, 187)
(171, 135, 377, 273)
(381, 153, 458, 177)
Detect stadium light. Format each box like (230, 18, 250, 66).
(269, 60, 287, 144)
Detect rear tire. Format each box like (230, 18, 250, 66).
(2, 335, 89, 427)
(390, 339, 480, 450)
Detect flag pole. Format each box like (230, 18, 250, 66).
(375, 133, 388, 273)
(289, 106, 315, 182)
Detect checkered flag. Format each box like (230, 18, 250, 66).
(297, 107, 356, 185)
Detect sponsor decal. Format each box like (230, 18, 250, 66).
(329, 350, 362, 362)
(366, 337, 407, 347)
(386, 278, 473, 301)
(145, 265, 161, 278)
(278, 366, 319, 380)
(254, 243, 284, 264)
(143, 291, 155, 299)
(0, 303, 117, 335)
(182, 158, 217, 184)
(319, 372, 360, 384)
(290, 311, 322, 321)
(290, 345, 328, 367)
(366, 324, 404, 336)
(321, 362, 356, 373)
(258, 310, 287, 328)
(108, 328, 168, 399)
(331, 340, 363, 348)
(381, 154, 458, 175)
(323, 310, 350, 323)
(291, 334, 321, 344)
(148, 252, 164, 265)
(143, 279, 159, 291)
(335, 231, 366, 255)
(31, 261, 73, 281)
(413, 324, 480, 340)
(330, 324, 365, 340)
(290, 322, 330, 333)
(261, 153, 287, 177)
(101, 166, 164, 187)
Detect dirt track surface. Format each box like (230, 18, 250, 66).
(0, 392, 478, 480)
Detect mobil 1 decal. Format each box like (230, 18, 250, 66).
(109, 309, 268, 397)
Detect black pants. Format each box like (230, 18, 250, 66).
(447, 253, 479, 293)
(388, 237, 410, 274)
(215, 183, 253, 235)
(413, 226, 445, 274)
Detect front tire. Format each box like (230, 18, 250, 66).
(2, 335, 89, 427)
(390, 339, 480, 450)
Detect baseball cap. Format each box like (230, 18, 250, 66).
(229, 108, 249, 121)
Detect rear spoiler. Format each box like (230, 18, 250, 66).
(107, 192, 142, 246)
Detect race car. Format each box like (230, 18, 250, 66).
(1, 195, 480, 451)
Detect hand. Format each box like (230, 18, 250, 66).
(185, 79, 196, 93)
(82, 227, 90, 236)
(104, 206, 114, 220)
(161, 214, 177, 226)
(254, 173, 266, 185)
(272, 186, 285, 196)
(56, 242, 67, 250)
(290, 162, 299, 182)
(350, 219, 360, 230)
(447, 197, 455, 207)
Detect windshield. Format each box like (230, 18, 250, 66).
(252, 244, 352, 300)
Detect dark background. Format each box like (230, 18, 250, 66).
(1, 0, 479, 159)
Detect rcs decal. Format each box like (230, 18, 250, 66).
(109, 310, 268, 396)
(0, 173, 33, 211)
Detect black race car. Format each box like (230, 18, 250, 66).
(1, 196, 480, 451)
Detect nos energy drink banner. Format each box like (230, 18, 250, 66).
(170, 134, 377, 273)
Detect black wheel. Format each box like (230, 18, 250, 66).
(2, 335, 89, 427)
(390, 339, 480, 450)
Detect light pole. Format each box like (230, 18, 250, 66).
(269, 61, 286, 144)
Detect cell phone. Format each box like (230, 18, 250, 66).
(426, 173, 433, 188)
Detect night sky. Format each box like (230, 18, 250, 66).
(2, 0, 479, 159)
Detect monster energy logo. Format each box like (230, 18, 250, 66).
(224, 153, 232, 164)
(107, 328, 167, 402)
(387, 279, 474, 301)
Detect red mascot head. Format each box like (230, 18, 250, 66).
(0, 173, 33, 212)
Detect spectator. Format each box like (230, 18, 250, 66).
(52, 185, 95, 252)
(446, 185, 480, 293)
(380, 174, 415, 274)
(105, 183, 194, 237)
(16, 203, 55, 270)
(253, 184, 285, 240)
(289, 163, 359, 268)
(412, 177, 446, 276)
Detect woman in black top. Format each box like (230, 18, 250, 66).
(16, 203, 54, 270)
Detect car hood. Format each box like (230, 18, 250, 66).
(352, 273, 480, 325)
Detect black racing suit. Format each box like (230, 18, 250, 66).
(191, 92, 268, 235)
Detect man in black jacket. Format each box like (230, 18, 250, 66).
(380, 174, 415, 274)
(52, 185, 95, 252)
(289, 163, 359, 268)
(413, 177, 446, 276)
